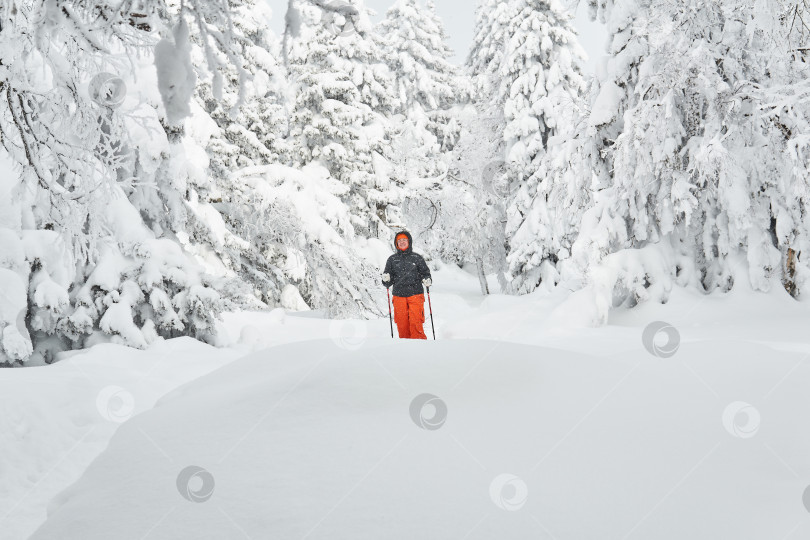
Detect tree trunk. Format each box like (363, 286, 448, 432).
(477, 257, 490, 295)
(784, 247, 798, 297)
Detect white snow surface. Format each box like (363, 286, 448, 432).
(3, 265, 810, 539)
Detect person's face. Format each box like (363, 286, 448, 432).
(397, 237, 409, 250)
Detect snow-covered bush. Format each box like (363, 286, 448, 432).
(231, 164, 383, 318)
(0, 195, 222, 365)
(0, 227, 33, 364)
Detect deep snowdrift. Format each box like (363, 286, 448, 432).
(0, 339, 243, 540)
(29, 337, 810, 540)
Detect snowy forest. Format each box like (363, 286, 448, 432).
(2, 0, 810, 365)
(7, 2, 810, 539)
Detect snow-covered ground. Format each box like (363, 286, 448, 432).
(4, 265, 810, 539)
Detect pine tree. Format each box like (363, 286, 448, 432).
(377, 0, 469, 152)
(505, 108, 597, 294)
(499, 0, 586, 184)
(286, 0, 401, 239)
(199, 0, 293, 172)
(468, 0, 513, 106)
(467, 0, 587, 294)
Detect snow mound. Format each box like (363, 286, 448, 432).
(31, 338, 810, 540)
(0, 338, 242, 540)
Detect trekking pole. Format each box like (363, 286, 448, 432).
(426, 286, 436, 340)
(387, 288, 394, 338)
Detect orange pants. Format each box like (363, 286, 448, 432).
(392, 294, 427, 339)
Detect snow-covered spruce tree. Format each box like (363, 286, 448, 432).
(464, 0, 586, 293)
(498, 0, 587, 293)
(767, 0, 810, 295)
(499, 0, 586, 186)
(376, 0, 445, 195)
(468, 0, 513, 107)
(286, 0, 401, 239)
(0, 1, 243, 364)
(377, 0, 469, 153)
(567, 0, 810, 321)
(423, 0, 471, 151)
(469, 0, 586, 156)
(504, 98, 598, 294)
(501, 0, 650, 303)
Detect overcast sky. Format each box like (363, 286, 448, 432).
(263, 0, 608, 74)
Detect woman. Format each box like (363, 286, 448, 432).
(381, 230, 432, 339)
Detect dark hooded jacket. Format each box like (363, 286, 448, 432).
(382, 230, 432, 298)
